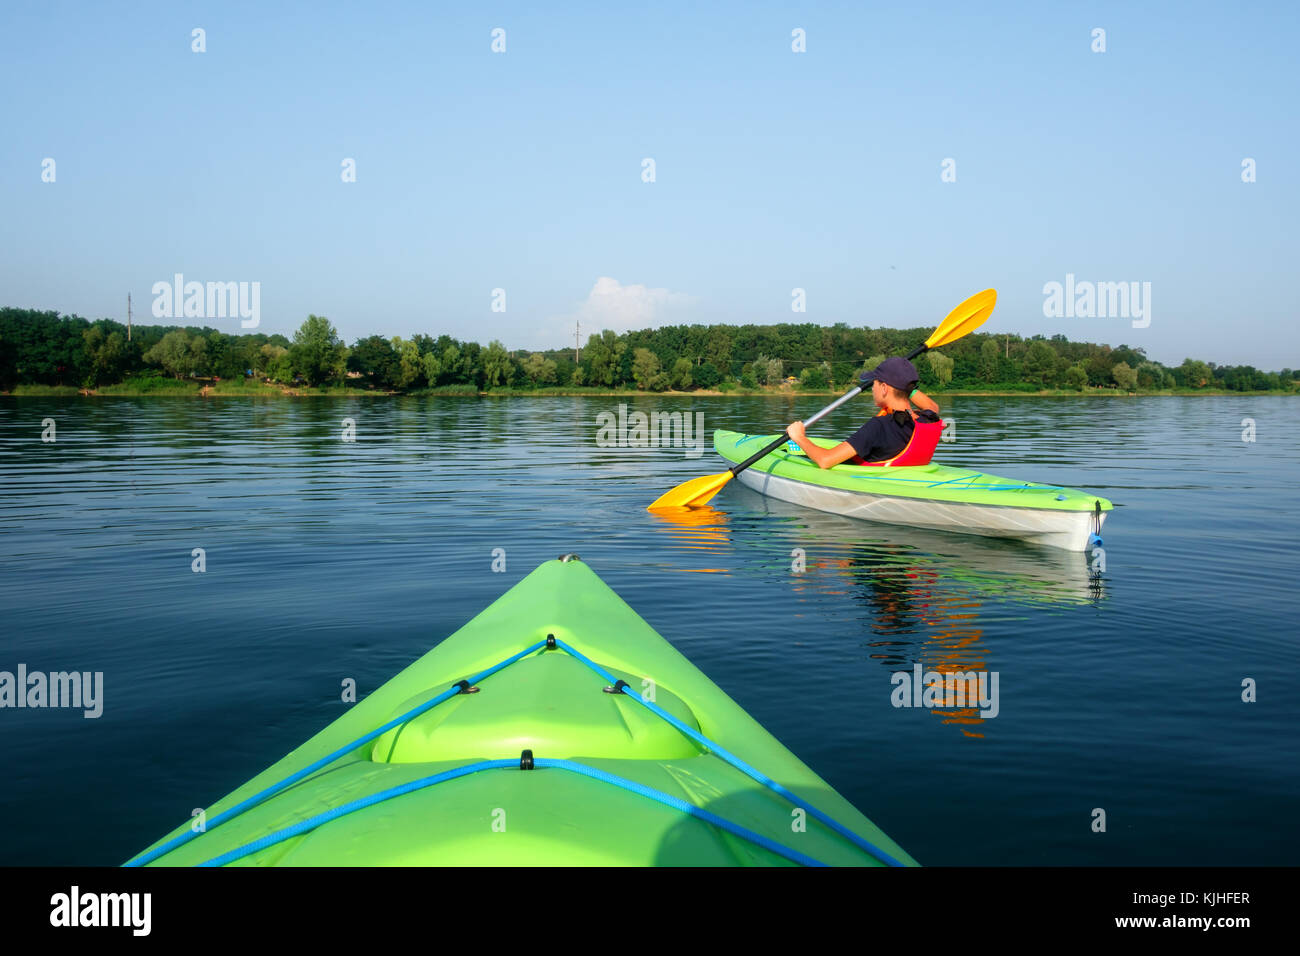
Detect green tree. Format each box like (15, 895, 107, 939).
(632, 348, 664, 389)
(1085, 351, 1115, 386)
(289, 315, 348, 385)
(1112, 361, 1138, 391)
(259, 343, 292, 381)
(1064, 363, 1088, 390)
(585, 330, 626, 387)
(1022, 341, 1057, 387)
(925, 350, 954, 388)
(392, 337, 423, 388)
(799, 363, 829, 389)
(522, 352, 558, 385)
(1179, 358, 1212, 388)
(142, 330, 179, 377)
(439, 344, 463, 384)
(669, 357, 693, 390)
(228, 334, 263, 379)
(0, 330, 11, 390)
(460, 341, 485, 388)
(144, 330, 205, 379)
(978, 339, 1000, 383)
(1136, 361, 1165, 389)
(348, 335, 398, 387)
(204, 331, 230, 378)
(694, 362, 720, 389)
(188, 334, 210, 377)
(481, 340, 514, 388)
(421, 351, 441, 386)
(81, 326, 127, 387)
(617, 340, 634, 386)
(704, 327, 732, 371)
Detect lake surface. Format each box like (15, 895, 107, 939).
(1, 394, 1296, 865)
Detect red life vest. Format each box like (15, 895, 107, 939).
(850, 416, 944, 467)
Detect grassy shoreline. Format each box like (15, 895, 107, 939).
(5, 380, 1296, 400)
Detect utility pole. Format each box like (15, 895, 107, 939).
(575, 320, 581, 363)
(127, 293, 132, 342)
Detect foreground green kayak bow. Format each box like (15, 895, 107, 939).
(129, 556, 915, 867)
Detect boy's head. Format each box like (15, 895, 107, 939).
(875, 381, 911, 402)
(860, 357, 918, 404)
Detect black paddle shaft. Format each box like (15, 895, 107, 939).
(728, 384, 864, 476)
(727, 344, 930, 478)
(730, 433, 802, 476)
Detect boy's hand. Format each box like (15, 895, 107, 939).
(911, 388, 940, 415)
(787, 421, 806, 441)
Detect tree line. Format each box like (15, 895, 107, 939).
(1, 306, 1293, 393)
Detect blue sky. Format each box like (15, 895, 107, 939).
(2, 1, 1296, 367)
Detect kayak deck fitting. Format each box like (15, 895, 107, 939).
(715, 430, 1112, 551)
(128, 556, 914, 867)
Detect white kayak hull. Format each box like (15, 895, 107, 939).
(734, 468, 1106, 551)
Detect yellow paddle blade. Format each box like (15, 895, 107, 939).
(925, 288, 997, 350)
(646, 472, 734, 511)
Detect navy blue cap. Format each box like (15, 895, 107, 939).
(859, 356, 919, 391)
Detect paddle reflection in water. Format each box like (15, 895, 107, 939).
(646, 505, 732, 573)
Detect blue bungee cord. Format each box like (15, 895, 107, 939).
(197, 757, 826, 868)
(128, 636, 903, 868)
(124, 640, 548, 867)
(553, 638, 905, 867)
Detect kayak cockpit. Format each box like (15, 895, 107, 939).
(369, 650, 702, 764)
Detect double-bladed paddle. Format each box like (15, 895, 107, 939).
(646, 288, 997, 511)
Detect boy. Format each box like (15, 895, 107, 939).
(786, 357, 939, 468)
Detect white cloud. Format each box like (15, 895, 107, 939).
(524, 277, 695, 351)
(573, 276, 695, 334)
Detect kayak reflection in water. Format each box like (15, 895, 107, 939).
(786, 356, 941, 467)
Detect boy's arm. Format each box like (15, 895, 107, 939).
(787, 421, 858, 469)
(911, 388, 940, 415)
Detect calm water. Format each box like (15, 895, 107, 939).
(1, 394, 1296, 865)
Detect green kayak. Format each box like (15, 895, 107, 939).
(128, 556, 914, 867)
(715, 430, 1113, 551)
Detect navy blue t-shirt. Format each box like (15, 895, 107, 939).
(845, 410, 915, 461)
